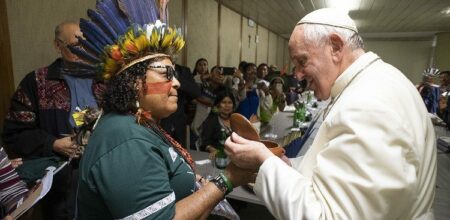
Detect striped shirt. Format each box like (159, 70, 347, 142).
(0, 147, 28, 213)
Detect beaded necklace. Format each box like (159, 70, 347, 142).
(135, 109, 195, 170)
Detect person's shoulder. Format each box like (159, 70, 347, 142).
(19, 71, 38, 85)
(85, 114, 166, 162)
(96, 113, 150, 136)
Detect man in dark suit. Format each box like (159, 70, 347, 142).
(161, 64, 201, 148)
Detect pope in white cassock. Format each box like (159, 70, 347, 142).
(225, 8, 437, 220)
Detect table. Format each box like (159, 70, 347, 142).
(259, 101, 327, 158)
(189, 150, 265, 206)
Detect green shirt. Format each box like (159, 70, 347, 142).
(77, 114, 195, 219)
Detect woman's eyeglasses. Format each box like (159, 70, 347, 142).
(148, 65, 178, 81)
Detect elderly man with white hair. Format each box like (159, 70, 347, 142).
(225, 8, 436, 220)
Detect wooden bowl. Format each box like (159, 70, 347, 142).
(260, 140, 285, 157)
(230, 113, 260, 141)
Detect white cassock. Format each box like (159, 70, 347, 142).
(254, 52, 437, 220)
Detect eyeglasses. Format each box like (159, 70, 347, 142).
(148, 65, 178, 81)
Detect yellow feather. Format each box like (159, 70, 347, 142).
(104, 58, 119, 73)
(123, 38, 138, 54)
(134, 34, 149, 52)
(150, 29, 159, 48)
(173, 37, 185, 51)
(125, 29, 135, 40)
(103, 73, 112, 80)
(177, 40, 185, 51)
(161, 30, 176, 48)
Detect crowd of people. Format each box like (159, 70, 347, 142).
(416, 68, 450, 129)
(0, 1, 438, 220)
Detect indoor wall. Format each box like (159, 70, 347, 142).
(435, 32, 450, 72)
(3, 0, 436, 90)
(365, 40, 433, 84)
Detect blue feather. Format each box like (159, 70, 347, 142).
(97, 0, 129, 34)
(68, 46, 101, 63)
(76, 36, 102, 56)
(80, 18, 113, 46)
(143, 0, 159, 23)
(88, 9, 118, 40)
(118, 0, 142, 24)
(78, 22, 105, 53)
(118, 0, 159, 25)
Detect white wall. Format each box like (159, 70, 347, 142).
(365, 40, 432, 84)
(6, 0, 432, 87)
(6, 0, 95, 88)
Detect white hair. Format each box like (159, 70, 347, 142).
(302, 23, 364, 50)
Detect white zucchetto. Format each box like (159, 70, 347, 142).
(297, 8, 358, 33)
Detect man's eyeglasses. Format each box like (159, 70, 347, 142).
(148, 65, 178, 81)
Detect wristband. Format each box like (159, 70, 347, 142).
(211, 173, 233, 195)
(219, 173, 233, 194)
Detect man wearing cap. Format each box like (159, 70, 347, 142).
(225, 8, 436, 219)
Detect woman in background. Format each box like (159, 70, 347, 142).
(193, 58, 209, 85)
(199, 91, 235, 158)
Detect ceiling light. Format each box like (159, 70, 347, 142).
(440, 7, 450, 15)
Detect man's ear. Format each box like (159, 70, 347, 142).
(54, 39, 61, 54)
(329, 33, 344, 62)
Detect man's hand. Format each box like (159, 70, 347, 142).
(53, 136, 80, 158)
(224, 133, 273, 170)
(9, 158, 23, 168)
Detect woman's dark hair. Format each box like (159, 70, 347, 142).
(210, 65, 222, 74)
(102, 56, 169, 114)
(238, 61, 247, 71)
(214, 89, 236, 108)
(102, 60, 149, 113)
(257, 63, 268, 71)
(244, 63, 256, 72)
(192, 58, 208, 76)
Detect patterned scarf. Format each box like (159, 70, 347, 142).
(135, 108, 195, 170)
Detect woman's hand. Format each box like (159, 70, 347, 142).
(224, 162, 257, 187)
(196, 174, 208, 186)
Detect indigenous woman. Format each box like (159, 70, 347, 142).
(71, 0, 253, 219)
(199, 91, 235, 157)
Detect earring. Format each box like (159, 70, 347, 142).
(136, 100, 140, 108)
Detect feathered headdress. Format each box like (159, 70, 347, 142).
(69, 0, 185, 80)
